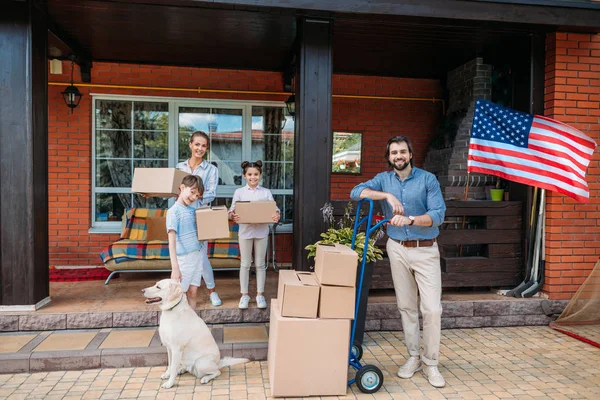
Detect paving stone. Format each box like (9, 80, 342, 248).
(366, 303, 401, 319)
(0, 353, 30, 374)
(473, 301, 511, 316)
(232, 343, 268, 361)
(489, 315, 527, 327)
(453, 316, 492, 328)
(67, 313, 113, 329)
(100, 347, 166, 369)
(30, 351, 101, 372)
(0, 315, 19, 332)
(112, 312, 157, 328)
(241, 308, 270, 323)
(508, 300, 544, 315)
(365, 319, 381, 331)
(200, 308, 243, 324)
(381, 318, 404, 331)
(443, 301, 474, 317)
(19, 314, 66, 331)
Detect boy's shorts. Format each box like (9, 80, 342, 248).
(177, 250, 204, 292)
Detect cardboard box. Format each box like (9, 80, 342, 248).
(235, 200, 277, 224)
(131, 168, 189, 197)
(277, 270, 320, 318)
(319, 285, 355, 319)
(314, 244, 359, 287)
(268, 300, 350, 397)
(195, 206, 229, 240)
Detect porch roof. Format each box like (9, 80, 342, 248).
(45, 0, 600, 79)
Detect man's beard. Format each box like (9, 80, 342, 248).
(392, 159, 409, 171)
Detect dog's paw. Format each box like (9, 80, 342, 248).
(161, 380, 175, 389)
(200, 376, 211, 384)
(160, 371, 170, 380)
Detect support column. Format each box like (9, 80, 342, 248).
(0, 1, 49, 307)
(292, 18, 333, 271)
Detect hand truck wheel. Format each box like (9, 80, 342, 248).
(351, 340, 363, 361)
(355, 365, 384, 394)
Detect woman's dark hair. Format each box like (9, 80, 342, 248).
(385, 135, 414, 167)
(241, 160, 263, 174)
(189, 131, 210, 148)
(181, 175, 205, 196)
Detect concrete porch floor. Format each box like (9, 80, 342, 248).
(0, 270, 568, 332)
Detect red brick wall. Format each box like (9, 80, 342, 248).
(331, 75, 443, 199)
(544, 32, 600, 299)
(48, 61, 441, 266)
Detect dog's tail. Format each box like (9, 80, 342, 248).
(218, 357, 249, 369)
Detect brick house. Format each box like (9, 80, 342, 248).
(1, 0, 599, 307)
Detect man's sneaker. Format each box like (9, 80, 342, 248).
(210, 292, 222, 307)
(397, 356, 422, 379)
(422, 365, 445, 388)
(238, 295, 250, 309)
(256, 295, 267, 309)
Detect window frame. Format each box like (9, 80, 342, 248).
(89, 94, 294, 234)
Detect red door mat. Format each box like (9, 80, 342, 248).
(49, 267, 112, 282)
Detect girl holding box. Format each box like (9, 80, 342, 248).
(228, 160, 280, 309)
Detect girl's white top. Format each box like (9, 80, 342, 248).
(229, 185, 279, 239)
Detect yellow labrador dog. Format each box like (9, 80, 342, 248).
(142, 279, 248, 389)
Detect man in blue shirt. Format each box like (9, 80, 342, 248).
(350, 136, 446, 388)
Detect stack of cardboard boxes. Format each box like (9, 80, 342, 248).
(268, 244, 359, 397)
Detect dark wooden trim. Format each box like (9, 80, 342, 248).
(292, 17, 333, 271)
(191, 0, 600, 29)
(0, 1, 49, 305)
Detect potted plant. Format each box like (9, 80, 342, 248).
(304, 201, 384, 264)
(489, 177, 505, 201)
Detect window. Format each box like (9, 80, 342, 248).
(91, 96, 294, 232)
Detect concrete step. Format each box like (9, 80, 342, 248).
(0, 324, 269, 374)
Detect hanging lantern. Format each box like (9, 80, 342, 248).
(285, 94, 295, 119)
(61, 58, 82, 113)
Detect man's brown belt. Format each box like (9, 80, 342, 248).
(393, 238, 437, 248)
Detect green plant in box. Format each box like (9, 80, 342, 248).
(305, 201, 384, 264)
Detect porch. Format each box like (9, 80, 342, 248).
(2, 0, 600, 309)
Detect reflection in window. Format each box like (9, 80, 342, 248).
(94, 100, 169, 224)
(178, 107, 243, 186)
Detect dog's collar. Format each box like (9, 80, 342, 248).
(163, 295, 185, 311)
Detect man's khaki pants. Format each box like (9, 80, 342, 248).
(386, 238, 442, 366)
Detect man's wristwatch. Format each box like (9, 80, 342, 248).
(408, 216, 415, 225)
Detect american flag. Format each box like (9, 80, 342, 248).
(468, 100, 596, 203)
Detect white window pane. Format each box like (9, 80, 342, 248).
(134, 160, 168, 169)
(284, 162, 294, 190)
(262, 162, 283, 189)
(96, 100, 132, 129)
(96, 130, 131, 158)
(134, 131, 168, 159)
(273, 194, 293, 222)
(178, 107, 210, 161)
(95, 193, 131, 222)
(96, 159, 132, 188)
(133, 194, 168, 209)
(211, 161, 242, 186)
(134, 102, 168, 130)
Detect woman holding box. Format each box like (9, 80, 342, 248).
(175, 131, 222, 307)
(228, 160, 280, 309)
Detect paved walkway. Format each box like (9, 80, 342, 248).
(1, 326, 599, 399)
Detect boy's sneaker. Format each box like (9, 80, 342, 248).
(238, 295, 250, 309)
(256, 295, 267, 309)
(210, 292, 222, 307)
